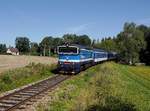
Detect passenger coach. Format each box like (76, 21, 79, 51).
(93, 49, 108, 64)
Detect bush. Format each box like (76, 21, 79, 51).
(1, 74, 12, 84)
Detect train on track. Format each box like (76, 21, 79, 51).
(57, 44, 116, 74)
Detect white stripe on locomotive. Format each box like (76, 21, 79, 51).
(59, 58, 93, 62)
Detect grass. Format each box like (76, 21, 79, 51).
(115, 64, 150, 111)
(0, 63, 55, 93)
(36, 62, 150, 111)
(36, 65, 97, 111)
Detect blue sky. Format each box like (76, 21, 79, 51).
(0, 0, 150, 46)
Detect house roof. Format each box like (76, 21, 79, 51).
(8, 47, 19, 53)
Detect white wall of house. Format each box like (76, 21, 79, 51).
(6, 49, 11, 54)
(6, 49, 19, 55)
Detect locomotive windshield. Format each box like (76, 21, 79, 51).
(58, 46, 78, 54)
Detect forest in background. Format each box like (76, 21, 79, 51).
(0, 22, 150, 65)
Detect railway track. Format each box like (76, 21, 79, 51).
(0, 75, 70, 111)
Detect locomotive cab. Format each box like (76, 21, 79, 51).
(57, 45, 81, 74)
(58, 46, 79, 55)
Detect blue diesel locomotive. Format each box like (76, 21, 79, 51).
(57, 44, 116, 74)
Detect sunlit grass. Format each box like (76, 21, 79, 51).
(115, 63, 150, 111)
(37, 62, 150, 111)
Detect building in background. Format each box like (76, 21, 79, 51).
(6, 47, 19, 55)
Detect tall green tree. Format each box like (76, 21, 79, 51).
(62, 34, 91, 46)
(15, 37, 30, 53)
(53, 37, 63, 47)
(137, 25, 150, 65)
(63, 34, 77, 44)
(91, 39, 96, 47)
(116, 22, 146, 64)
(51, 37, 63, 54)
(76, 35, 91, 46)
(94, 37, 117, 52)
(40, 36, 54, 56)
(30, 42, 39, 55)
(0, 44, 6, 54)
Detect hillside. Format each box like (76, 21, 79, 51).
(36, 62, 150, 111)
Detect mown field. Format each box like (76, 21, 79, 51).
(0, 55, 57, 73)
(36, 62, 150, 111)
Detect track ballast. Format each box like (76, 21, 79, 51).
(0, 75, 70, 111)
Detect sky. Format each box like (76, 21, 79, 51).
(0, 0, 150, 46)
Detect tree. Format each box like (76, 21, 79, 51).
(62, 34, 91, 46)
(0, 44, 6, 54)
(53, 37, 63, 47)
(63, 34, 77, 44)
(52, 37, 63, 54)
(76, 35, 91, 46)
(95, 37, 117, 51)
(91, 39, 96, 47)
(94, 37, 117, 52)
(40, 36, 54, 56)
(15, 37, 30, 53)
(116, 22, 146, 64)
(137, 25, 150, 65)
(30, 42, 39, 55)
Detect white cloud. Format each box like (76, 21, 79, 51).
(66, 23, 95, 33)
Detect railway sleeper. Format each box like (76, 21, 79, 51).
(30, 87, 45, 91)
(36, 85, 49, 89)
(35, 85, 48, 89)
(9, 97, 25, 101)
(0, 103, 14, 107)
(0, 101, 17, 105)
(28, 89, 40, 91)
(0, 100, 20, 104)
(17, 104, 26, 109)
(39, 83, 51, 86)
(12, 94, 31, 98)
(29, 98, 37, 102)
(19, 92, 35, 96)
(0, 107, 8, 111)
(25, 101, 33, 105)
(0, 108, 7, 111)
(24, 90, 39, 94)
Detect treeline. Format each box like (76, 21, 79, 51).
(94, 23, 150, 65)
(13, 34, 91, 56)
(0, 34, 91, 56)
(0, 44, 7, 54)
(0, 22, 150, 65)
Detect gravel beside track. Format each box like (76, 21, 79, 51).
(0, 75, 70, 111)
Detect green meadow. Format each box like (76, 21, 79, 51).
(37, 62, 150, 111)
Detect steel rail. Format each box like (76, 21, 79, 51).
(0, 75, 71, 111)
